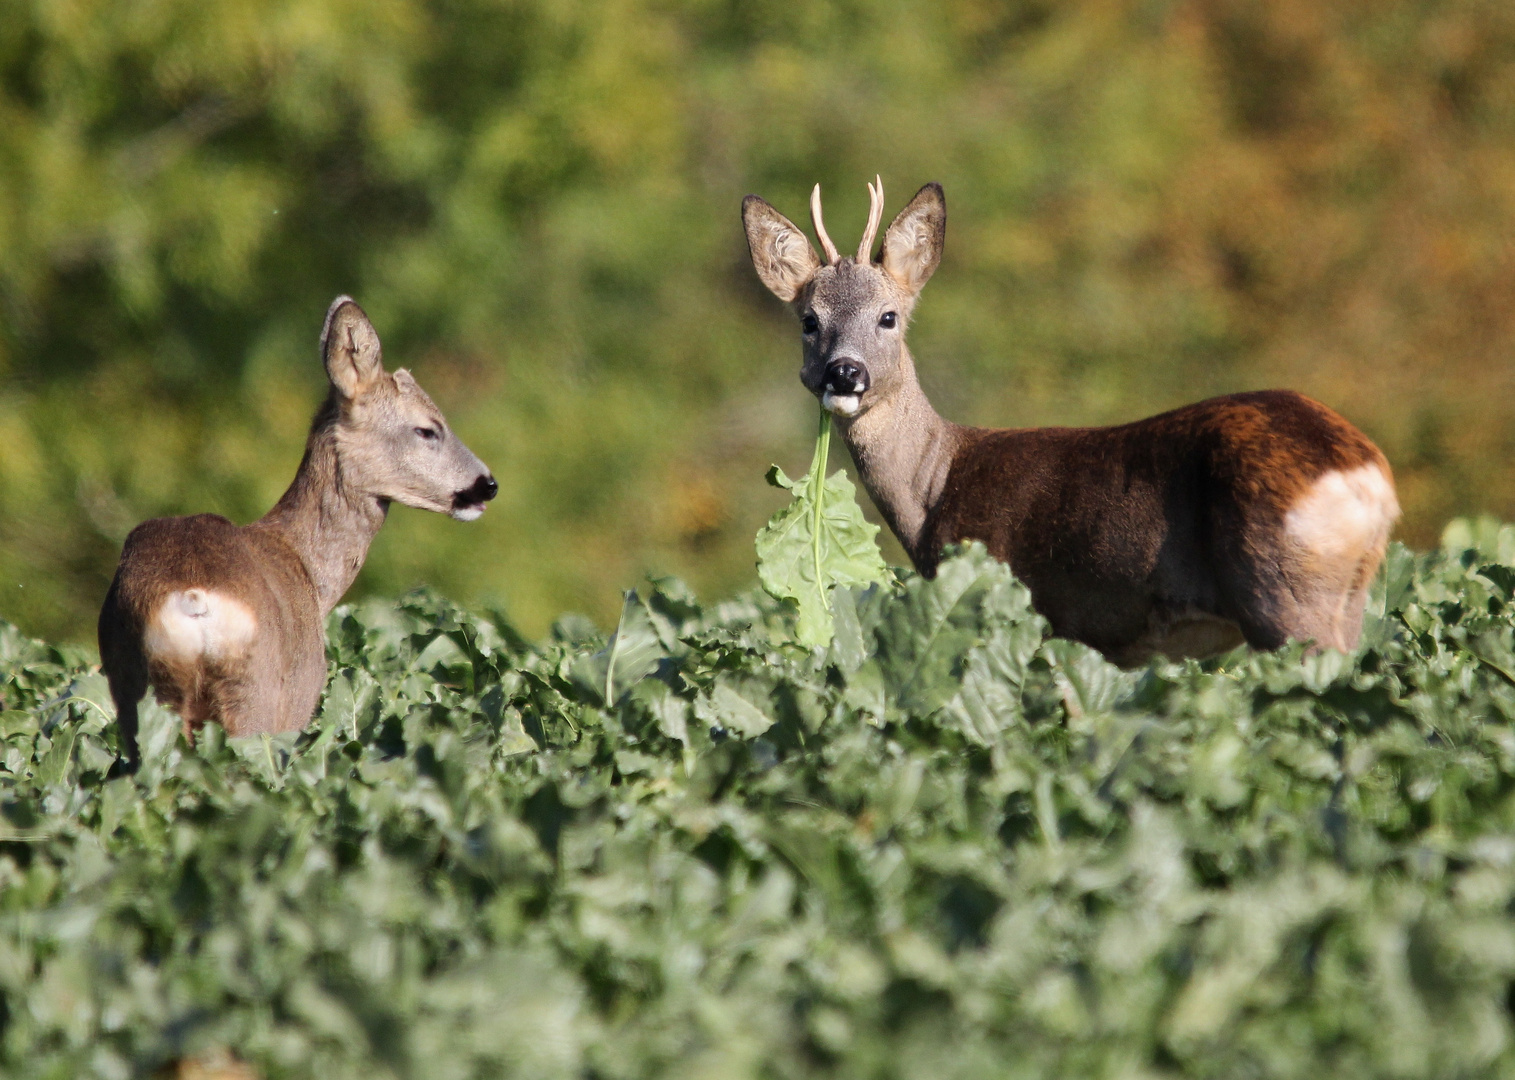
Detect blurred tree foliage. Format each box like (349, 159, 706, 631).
(3, 0, 1515, 642)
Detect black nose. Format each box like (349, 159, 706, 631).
(823, 360, 870, 395)
(455, 474, 498, 508)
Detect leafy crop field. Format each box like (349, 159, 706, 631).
(9, 517, 1515, 1077)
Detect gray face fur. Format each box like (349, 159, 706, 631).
(321, 298, 497, 520)
(743, 182, 946, 419)
(794, 259, 913, 418)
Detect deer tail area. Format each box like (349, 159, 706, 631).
(142, 589, 258, 668)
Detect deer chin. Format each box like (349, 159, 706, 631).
(822, 391, 862, 418)
(450, 501, 487, 522)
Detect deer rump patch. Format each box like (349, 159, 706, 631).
(1284, 464, 1399, 565)
(143, 589, 259, 666)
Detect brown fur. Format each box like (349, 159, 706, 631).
(744, 181, 1399, 663)
(921, 391, 1392, 660)
(100, 515, 325, 741)
(98, 297, 496, 768)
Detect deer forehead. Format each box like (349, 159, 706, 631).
(370, 370, 444, 425)
(401, 376, 442, 411)
(806, 260, 905, 319)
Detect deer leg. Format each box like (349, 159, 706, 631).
(99, 587, 149, 775)
(1212, 508, 1356, 653)
(1272, 536, 1390, 653)
(1270, 464, 1397, 653)
(1335, 583, 1372, 651)
(1327, 544, 1389, 652)
(105, 671, 147, 776)
(1219, 563, 1337, 654)
(1285, 602, 1352, 653)
(209, 656, 283, 738)
(1209, 542, 1295, 652)
(1227, 559, 1364, 654)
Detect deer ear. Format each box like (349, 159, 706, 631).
(881, 183, 946, 296)
(321, 296, 384, 399)
(743, 195, 821, 303)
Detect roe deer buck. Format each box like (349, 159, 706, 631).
(743, 179, 1399, 664)
(98, 296, 497, 769)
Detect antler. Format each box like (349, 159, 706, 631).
(810, 178, 885, 264)
(858, 175, 884, 262)
(810, 184, 841, 264)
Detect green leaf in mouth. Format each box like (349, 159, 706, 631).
(755, 406, 890, 648)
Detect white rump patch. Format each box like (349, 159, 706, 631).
(143, 589, 258, 665)
(822, 391, 861, 418)
(1285, 465, 1400, 561)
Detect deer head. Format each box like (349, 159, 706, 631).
(319, 297, 497, 520)
(743, 178, 946, 419)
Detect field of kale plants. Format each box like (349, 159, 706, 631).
(11, 505, 1515, 1077)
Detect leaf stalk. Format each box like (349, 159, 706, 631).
(811, 408, 831, 600)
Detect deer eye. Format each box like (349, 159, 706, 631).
(801, 313, 819, 335)
(879, 311, 898, 329)
(414, 426, 440, 441)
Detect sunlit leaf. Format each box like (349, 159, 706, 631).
(756, 409, 889, 648)
(570, 590, 666, 707)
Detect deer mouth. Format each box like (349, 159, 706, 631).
(821, 391, 862, 417)
(821, 360, 869, 417)
(450, 474, 499, 521)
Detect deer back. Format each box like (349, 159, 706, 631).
(919, 390, 1392, 653)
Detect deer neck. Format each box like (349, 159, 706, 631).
(254, 399, 389, 616)
(836, 347, 962, 561)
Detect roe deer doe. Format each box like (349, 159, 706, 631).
(743, 179, 1399, 664)
(98, 296, 497, 768)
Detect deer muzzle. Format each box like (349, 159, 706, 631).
(451, 474, 499, 521)
(821, 360, 869, 418)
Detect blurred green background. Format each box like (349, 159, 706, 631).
(4, 0, 1515, 643)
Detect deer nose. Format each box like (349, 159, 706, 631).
(454, 474, 497, 507)
(450, 473, 498, 521)
(823, 360, 869, 396)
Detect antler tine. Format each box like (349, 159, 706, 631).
(810, 184, 841, 264)
(858, 175, 884, 262)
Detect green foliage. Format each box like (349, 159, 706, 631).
(756, 409, 889, 648)
(11, 527, 1515, 1075)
